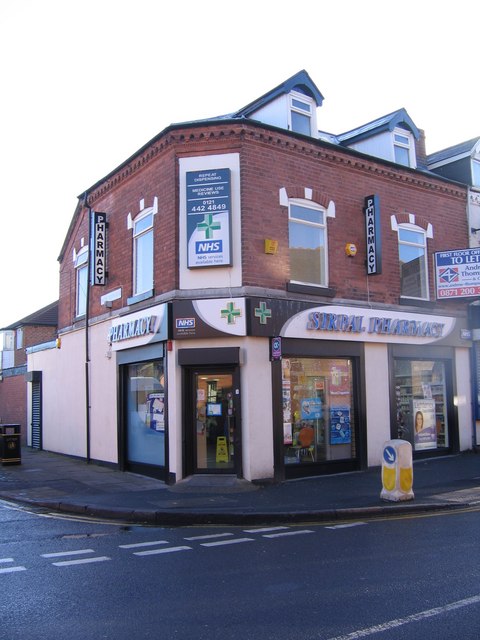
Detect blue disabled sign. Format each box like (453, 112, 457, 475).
(383, 445, 396, 465)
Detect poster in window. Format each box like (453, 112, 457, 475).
(301, 397, 322, 420)
(330, 407, 351, 444)
(283, 423, 293, 445)
(329, 364, 350, 395)
(412, 399, 437, 450)
(147, 393, 165, 432)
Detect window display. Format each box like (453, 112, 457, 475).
(126, 360, 165, 467)
(394, 359, 448, 451)
(282, 357, 355, 465)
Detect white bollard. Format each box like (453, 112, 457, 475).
(380, 439, 414, 502)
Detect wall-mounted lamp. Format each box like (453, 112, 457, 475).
(345, 243, 357, 257)
(471, 228, 480, 234)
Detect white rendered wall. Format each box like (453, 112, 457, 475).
(27, 330, 87, 457)
(455, 347, 473, 451)
(239, 338, 274, 481)
(364, 343, 391, 466)
(88, 321, 118, 463)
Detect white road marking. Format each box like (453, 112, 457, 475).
(0, 566, 27, 574)
(326, 594, 480, 639)
(0, 558, 14, 564)
(262, 529, 314, 538)
(41, 549, 95, 558)
(119, 540, 168, 549)
(52, 556, 111, 567)
(325, 522, 367, 530)
(243, 526, 289, 533)
(184, 533, 234, 541)
(201, 538, 254, 547)
(134, 546, 192, 556)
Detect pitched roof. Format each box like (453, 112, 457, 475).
(427, 137, 480, 166)
(233, 69, 324, 118)
(337, 108, 420, 145)
(1, 301, 58, 330)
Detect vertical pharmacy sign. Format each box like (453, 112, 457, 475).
(186, 169, 232, 268)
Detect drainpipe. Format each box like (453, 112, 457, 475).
(84, 194, 92, 463)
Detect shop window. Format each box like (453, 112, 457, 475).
(393, 129, 415, 168)
(289, 200, 328, 287)
(126, 360, 165, 467)
(282, 357, 356, 465)
(289, 93, 315, 136)
(74, 246, 89, 317)
(394, 359, 449, 451)
(396, 224, 429, 300)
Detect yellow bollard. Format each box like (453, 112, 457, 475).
(380, 439, 414, 502)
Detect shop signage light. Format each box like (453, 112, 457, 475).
(364, 195, 382, 275)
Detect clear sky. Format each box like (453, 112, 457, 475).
(0, 0, 478, 328)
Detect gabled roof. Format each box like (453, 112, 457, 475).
(427, 137, 480, 167)
(337, 108, 420, 146)
(233, 69, 324, 118)
(1, 301, 58, 331)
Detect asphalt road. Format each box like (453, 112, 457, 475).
(1, 499, 479, 639)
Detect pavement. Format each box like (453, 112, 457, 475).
(0, 447, 479, 526)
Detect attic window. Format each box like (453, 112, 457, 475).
(290, 93, 314, 136)
(472, 159, 480, 188)
(393, 129, 415, 167)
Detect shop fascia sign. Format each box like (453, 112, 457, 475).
(107, 304, 168, 350)
(281, 305, 456, 344)
(364, 195, 382, 275)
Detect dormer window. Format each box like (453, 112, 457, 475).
(472, 159, 480, 188)
(289, 92, 315, 136)
(393, 129, 415, 167)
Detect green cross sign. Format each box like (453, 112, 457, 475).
(221, 302, 242, 325)
(197, 214, 221, 239)
(254, 302, 272, 325)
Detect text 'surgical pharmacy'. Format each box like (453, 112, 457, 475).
(307, 312, 444, 338)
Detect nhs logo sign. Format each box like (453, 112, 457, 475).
(176, 318, 195, 329)
(195, 240, 223, 254)
(186, 168, 232, 268)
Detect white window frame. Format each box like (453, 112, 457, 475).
(16, 328, 23, 350)
(393, 128, 416, 168)
(74, 246, 89, 317)
(127, 198, 158, 299)
(133, 210, 154, 296)
(289, 91, 316, 136)
(288, 198, 328, 287)
(471, 158, 480, 188)
(396, 222, 429, 300)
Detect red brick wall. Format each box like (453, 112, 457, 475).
(238, 128, 468, 309)
(0, 375, 26, 444)
(57, 123, 469, 329)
